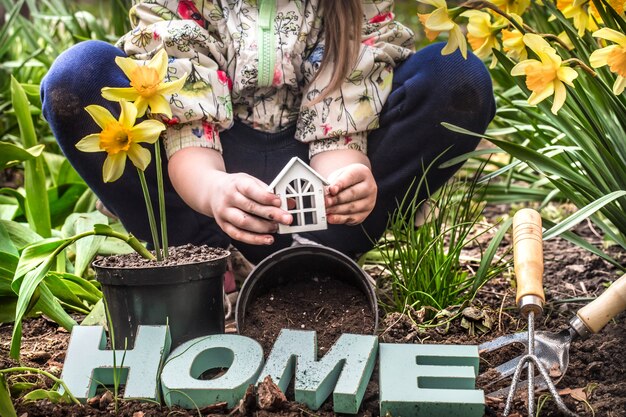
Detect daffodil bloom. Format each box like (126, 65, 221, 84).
(502, 28, 528, 61)
(556, 0, 597, 36)
(102, 49, 187, 118)
(461, 11, 506, 67)
(76, 101, 166, 182)
(590, 28, 626, 94)
(511, 34, 578, 114)
(417, 0, 467, 58)
(589, 0, 625, 24)
(491, 0, 531, 16)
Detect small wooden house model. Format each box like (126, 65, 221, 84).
(268, 157, 329, 234)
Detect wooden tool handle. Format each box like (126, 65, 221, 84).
(513, 209, 545, 313)
(577, 273, 626, 334)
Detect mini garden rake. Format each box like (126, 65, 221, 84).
(500, 209, 578, 417)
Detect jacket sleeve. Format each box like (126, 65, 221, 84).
(116, 1, 233, 158)
(296, 0, 415, 158)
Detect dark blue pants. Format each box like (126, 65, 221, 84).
(41, 40, 495, 264)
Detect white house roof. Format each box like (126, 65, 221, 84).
(268, 156, 329, 190)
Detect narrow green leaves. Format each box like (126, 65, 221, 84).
(10, 76, 51, 238)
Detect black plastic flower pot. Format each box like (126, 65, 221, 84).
(94, 251, 229, 349)
(235, 244, 378, 334)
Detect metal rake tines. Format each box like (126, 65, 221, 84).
(502, 312, 579, 417)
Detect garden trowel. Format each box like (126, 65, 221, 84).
(479, 265, 626, 393)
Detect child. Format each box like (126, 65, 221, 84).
(41, 0, 495, 265)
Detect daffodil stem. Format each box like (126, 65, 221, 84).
(154, 142, 168, 258)
(563, 58, 597, 77)
(137, 168, 162, 261)
(543, 34, 572, 52)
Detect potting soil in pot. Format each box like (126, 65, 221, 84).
(239, 273, 375, 355)
(95, 244, 228, 267)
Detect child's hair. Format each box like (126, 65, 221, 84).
(316, 0, 363, 98)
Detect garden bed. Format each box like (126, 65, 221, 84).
(1, 207, 624, 417)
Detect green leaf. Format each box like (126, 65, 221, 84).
(0, 223, 19, 257)
(11, 76, 51, 238)
(0, 252, 19, 296)
(44, 274, 91, 313)
(0, 220, 42, 250)
(22, 388, 67, 403)
(81, 298, 107, 326)
(14, 237, 71, 282)
(0, 205, 18, 221)
(472, 217, 513, 293)
(543, 191, 626, 240)
(61, 212, 107, 277)
(48, 183, 88, 228)
(0, 374, 17, 417)
(0, 188, 26, 219)
(34, 283, 76, 331)
(0, 143, 45, 170)
(52, 272, 102, 304)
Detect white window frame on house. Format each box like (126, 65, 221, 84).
(268, 157, 329, 234)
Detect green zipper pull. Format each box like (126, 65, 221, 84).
(258, 0, 276, 88)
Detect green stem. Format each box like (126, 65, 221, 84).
(0, 367, 80, 405)
(154, 143, 168, 258)
(137, 168, 162, 261)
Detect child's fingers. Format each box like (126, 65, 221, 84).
(231, 192, 292, 224)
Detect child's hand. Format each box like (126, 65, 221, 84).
(208, 172, 292, 245)
(325, 163, 377, 225)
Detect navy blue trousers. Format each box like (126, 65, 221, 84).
(41, 40, 495, 264)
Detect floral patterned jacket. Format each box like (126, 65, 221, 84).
(117, 0, 415, 159)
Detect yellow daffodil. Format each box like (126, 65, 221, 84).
(101, 49, 187, 118)
(491, 0, 531, 16)
(556, 0, 597, 36)
(461, 11, 506, 67)
(589, 0, 625, 23)
(76, 101, 166, 182)
(590, 28, 626, 94)
(502, 29, 528, 61)
(511, 34, 578, 114)
(418, 0, 468, 58)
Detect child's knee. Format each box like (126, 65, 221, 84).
(41, 40, 126, 122)
(396, 43, 495, 121)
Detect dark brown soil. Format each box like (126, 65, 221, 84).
(94, 244, 229, 268)
(1, 205, 625, 417)
(239, 274, 375, 354)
